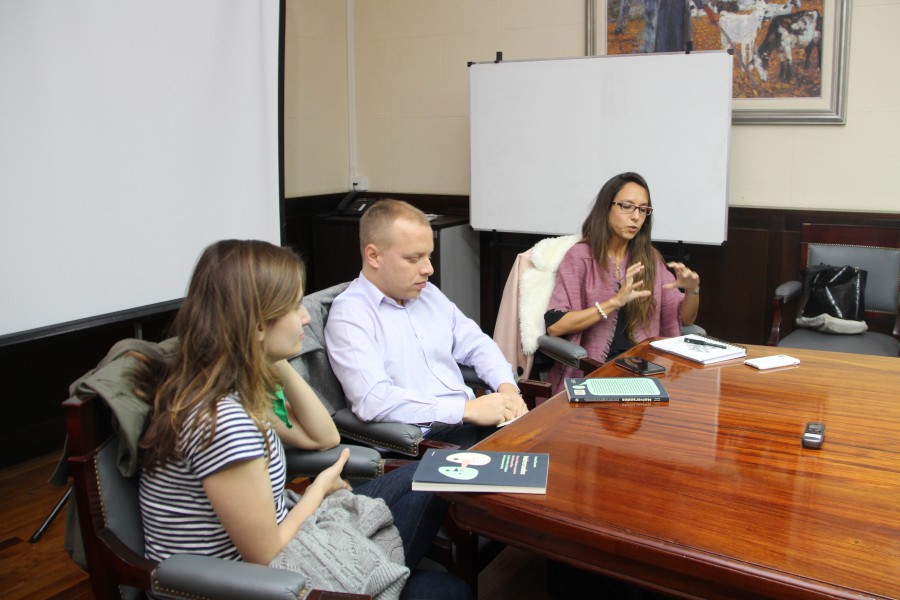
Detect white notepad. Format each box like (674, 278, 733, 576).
(650, 334, 746, 365)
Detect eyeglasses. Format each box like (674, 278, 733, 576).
(611, 201, 653, 216)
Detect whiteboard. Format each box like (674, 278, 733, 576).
(0, 0, 281, 341)
(469, 51, 732, 244)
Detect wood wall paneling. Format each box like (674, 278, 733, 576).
(0, 311, 175, 470)
(283, 192, 469, 292)
(478, 208, 899, 347)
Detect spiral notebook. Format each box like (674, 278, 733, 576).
(650, 334, 747, 365)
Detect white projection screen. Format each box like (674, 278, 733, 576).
(0, 0, 282, 342)
(469, 51, 732, 245)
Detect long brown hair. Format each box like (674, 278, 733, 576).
(137, 240, 305, 469)
(581, 172, 660, 340)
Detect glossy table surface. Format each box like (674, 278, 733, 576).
(442, 343, 900, 599)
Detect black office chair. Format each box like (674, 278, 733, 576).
(65, 395, 375, 600)
(291, 282, 548, 458)
(768, 223, 899, 357)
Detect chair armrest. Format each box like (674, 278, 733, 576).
(459, 364, 487, 390)
(680, 324, 706, 336)
(518, 378, 552, 395)
(536, 335, 586, 368)
(417, 438, 461, 457)
(768, 280, 803, 346)
(775, 280, 802, 302)
(517, 378, 553, 407)
(284, 444, 383, 480)
(332, 408, 424, 457)
(460, 360, 551, 406)
(894, 301, 900, 341)
(536, 335, 603, 373)
(152, 554, 310, 600)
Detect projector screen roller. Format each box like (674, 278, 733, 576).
(0, 0, 282, 342)
(469, 51, 732, 245)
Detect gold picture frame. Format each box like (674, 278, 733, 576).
(596, 0, 850, 124)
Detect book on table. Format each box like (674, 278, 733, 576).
(411, 449, 549, 494)
(650, 334, 747, 364)
(564, 377, 669, 403)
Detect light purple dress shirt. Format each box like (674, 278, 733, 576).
(324, 273, 516, 426)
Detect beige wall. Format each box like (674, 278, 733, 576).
(287, 0, 900, 213)
(284, 0, 349, 196)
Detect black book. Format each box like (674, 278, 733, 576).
(411, 449, 549, 494)
(564, 377, 669, 403)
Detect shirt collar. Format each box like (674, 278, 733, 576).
(357, 272, 417, 309)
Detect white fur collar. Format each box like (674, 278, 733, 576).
(518, 235, 580, 353)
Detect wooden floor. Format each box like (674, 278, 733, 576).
(0, 453, 92, 600)
(0, 452, 553, 600)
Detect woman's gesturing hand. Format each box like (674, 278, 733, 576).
(612, 262, 652, 308)
(664, 262, 700, 292)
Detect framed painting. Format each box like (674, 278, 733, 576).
(597, 0, 850, 124)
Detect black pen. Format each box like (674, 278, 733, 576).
(684, 337, 726, 349)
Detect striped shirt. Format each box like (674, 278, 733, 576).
(139, 396, 288, 563)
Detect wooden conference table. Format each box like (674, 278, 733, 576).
(443, 342, 900, 599)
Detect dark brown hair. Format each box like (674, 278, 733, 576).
(581, 172, 660, 340)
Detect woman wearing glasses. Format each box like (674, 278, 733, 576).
(544, 172, 700, 392)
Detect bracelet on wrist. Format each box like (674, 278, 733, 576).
(683, 287, 700, 296)
(594, 301, 608, 320)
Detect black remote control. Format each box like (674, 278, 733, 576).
(802, 422, 825, 449)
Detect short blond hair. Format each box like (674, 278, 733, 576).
(359, 199, 430, 255)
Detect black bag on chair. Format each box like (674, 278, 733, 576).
(800, 264, 867, 321)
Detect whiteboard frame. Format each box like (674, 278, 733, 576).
(469, 51, 732, 245)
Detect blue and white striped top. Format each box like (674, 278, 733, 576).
(139, 396, 288, 563)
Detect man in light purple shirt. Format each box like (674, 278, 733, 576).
(324, 200, 528, 448)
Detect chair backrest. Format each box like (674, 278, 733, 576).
(290, 282, 351, 415)
(517, 235, 581, 354)
(96, 438, 147, 600)
(65, 394, 156, 600)
(96, 438, 145, 557)
(801, 224, 900, 327)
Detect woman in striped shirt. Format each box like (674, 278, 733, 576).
(135, 239, 470, 599)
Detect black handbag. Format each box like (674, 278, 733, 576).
(800, 264, 867, 321)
